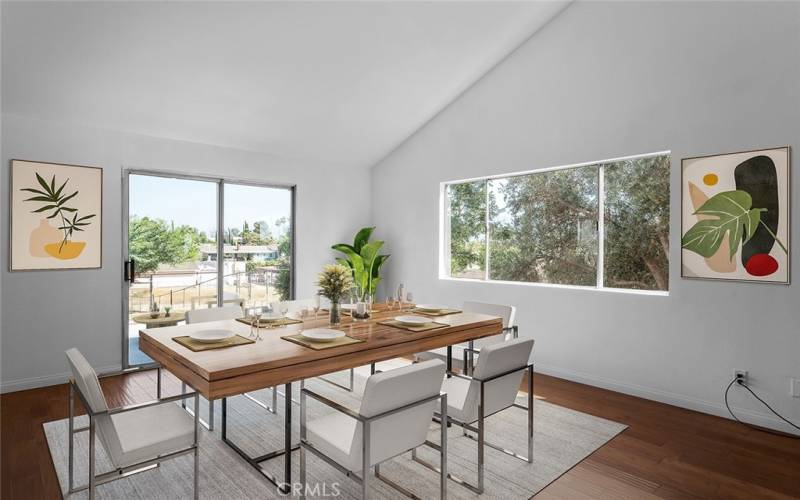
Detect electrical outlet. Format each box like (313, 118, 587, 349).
(791, 378, 800, 398)
(734, 370, 748, 384)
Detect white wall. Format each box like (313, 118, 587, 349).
(371, 1, 800, 433)
(1, 113, 371, 392)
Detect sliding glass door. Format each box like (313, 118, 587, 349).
(123, 172, 294, 367)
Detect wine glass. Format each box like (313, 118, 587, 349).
(250, 305, 262, 339)
(312, 293, 321, 319)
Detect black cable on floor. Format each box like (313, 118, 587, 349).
(724, 378, 800, 439)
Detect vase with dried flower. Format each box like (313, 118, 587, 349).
(315, 264, 354, 326)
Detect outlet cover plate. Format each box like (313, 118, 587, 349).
(792, 378, 800, 398)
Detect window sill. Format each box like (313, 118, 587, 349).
(438, 276, 669, 296)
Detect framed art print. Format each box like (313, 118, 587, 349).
(681, 147, 790, 284)
(10, 159, 103, 270)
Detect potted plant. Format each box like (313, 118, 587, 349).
(316, 264, 354, 325)
(332, 227, 390, 309)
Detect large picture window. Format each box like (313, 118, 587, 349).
(442, 152, 670, 292)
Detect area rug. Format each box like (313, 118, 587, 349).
(44, 363, 625, 499)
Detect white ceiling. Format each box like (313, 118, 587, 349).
(2, 1, 568, 168)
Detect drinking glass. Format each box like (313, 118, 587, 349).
(386, 294, 395, 310)
(251, 306, 262, 339)
(312, 294, 321, 319)
(280, 302, 289, 318)
(406, 292, 414, 307)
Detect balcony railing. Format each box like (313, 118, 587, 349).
(128, 268, 290, 313)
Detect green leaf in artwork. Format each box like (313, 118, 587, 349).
(681, 190, 766, 260)
(36, 173, 53, 195)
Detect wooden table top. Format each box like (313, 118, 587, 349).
(139, 305, 502, 399)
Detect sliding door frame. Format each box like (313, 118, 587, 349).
(121, 168, 296, 369)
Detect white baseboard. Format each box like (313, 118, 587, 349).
(535, 363, 800, 437)
(1, 364, 121, 394)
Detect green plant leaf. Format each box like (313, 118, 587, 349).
(353, 227, 375, 253)
(24, 195, 54, 202)
(58, 190, 79, 206)
(50, 175, 56, 194)
(681, 190, 766, 260)
(60, 207, 78, 212)
(21, 187, 51, 197)
(36, 173, 53, 196)
(77, 214, 96, 221)
(32, 204, 59, 213)
(54, 178, 69, 199)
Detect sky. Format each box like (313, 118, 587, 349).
(129, 174, 291, 237)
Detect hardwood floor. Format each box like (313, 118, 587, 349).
(1, 370, 798, 499)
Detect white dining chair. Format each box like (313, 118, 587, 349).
(300, 359, 449, 499)
(414, 301, 517, 375)
(182, 304, 243, 430)
(66, 348, 200, 500)
(414, 337, 534, 494)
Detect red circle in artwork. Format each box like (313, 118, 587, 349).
(745, 253, 779, 276)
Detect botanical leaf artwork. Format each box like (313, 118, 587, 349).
(681, 148, 789, 283)
(21, 172, 96, 259)
(681, 190, 767, 259)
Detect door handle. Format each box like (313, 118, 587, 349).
(124, 259, 136, 282)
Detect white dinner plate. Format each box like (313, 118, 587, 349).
(415, 304, 448, 312)
(301, 328, 345, 343)
(189, 329, 235, 343)
(394, 315, 430, 326)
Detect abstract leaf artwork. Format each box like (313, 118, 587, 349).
(10, 160, 102, 270)
(681, 147, 790, 283)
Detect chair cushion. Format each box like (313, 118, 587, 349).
(440, 376, 476, 423)
(305, 411, 360, 471)
(110, 402, 195, 468)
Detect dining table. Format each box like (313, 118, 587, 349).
(139, 303, 503, 493)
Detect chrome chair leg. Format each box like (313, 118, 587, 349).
(88, 414, 96, 500)
(362, 420, 371, 499)
(478, 386, 484, 494)
(527, 365, 534, 463)
(440, 394, 448, 500)
(68, 382, 74, 492)
(300, 388, 307, 499)
(193, 392, 200, 500)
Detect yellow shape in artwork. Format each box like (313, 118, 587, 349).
(44, 241, 86, 260)
(703, 173, 718, 186)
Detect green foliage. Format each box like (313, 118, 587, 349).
(447, 155, 671, 291)
(128, 216, 203, 275)
(446, 182, 486, 276)
(332, 227, 390, 300)
(681, 190, 764, 259)
(489, 168, 598, 286)
(21, 172, 96, 251)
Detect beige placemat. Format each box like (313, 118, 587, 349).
(235, 317, 303, 327)
(378, 319, 449, 332)
(281, 333, 365, 350)
(172, 334, 255, 352)
(410, 308, 462, 317)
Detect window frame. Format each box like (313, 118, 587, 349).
(439, 151, 670, 295)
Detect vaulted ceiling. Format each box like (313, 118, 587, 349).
(2, 1, 569, 167)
